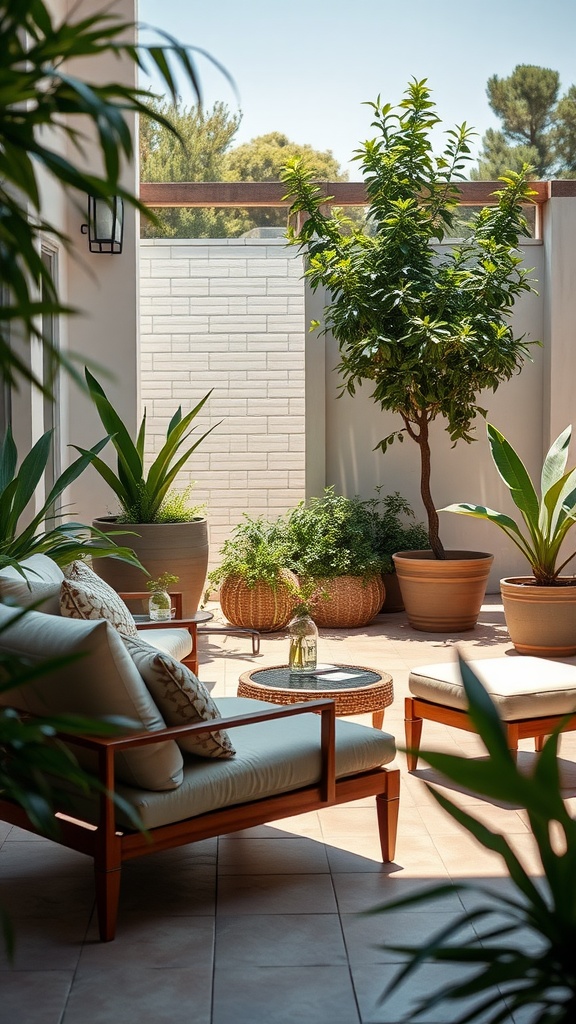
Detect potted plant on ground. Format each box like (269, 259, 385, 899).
(369, 491, 429, 612)
(76, 368, 220, 617)
(441, 422, 576, 656)
(282, 78, 537, 632)
(206, 515, 298, 632)
(284, 488, 386, 628)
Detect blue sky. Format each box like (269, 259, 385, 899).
(138, 0, 576, 177)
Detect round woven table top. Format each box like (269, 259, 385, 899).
(238, 664, 394, 717)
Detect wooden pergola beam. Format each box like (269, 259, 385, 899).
(140, 179, 552, 209)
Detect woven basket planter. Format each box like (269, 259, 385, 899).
(219, 570, 298, 632)
(309, 575, 385, 628)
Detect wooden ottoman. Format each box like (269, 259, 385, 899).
(405, 656, 576, 770)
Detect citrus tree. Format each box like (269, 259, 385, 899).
(282, 78, 537, 558)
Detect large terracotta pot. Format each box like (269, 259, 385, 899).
(393, 550, 493, 632)
(219, 570, 298, 632)
(500, 576, 576, 657)
(91, 516, 209, 618)
(309, 574, 385, 628)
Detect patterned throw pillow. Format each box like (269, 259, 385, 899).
(123, 635, 235, 759)
(60, 560, 138, 637)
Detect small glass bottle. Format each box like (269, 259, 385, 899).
(148, 589, 172, 621)
(288, 607, 318, 673)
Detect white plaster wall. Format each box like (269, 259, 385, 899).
(139, 238, 307, 564)
(20, 0, 140, 527)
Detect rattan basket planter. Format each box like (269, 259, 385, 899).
(219, 570, 298, 632)
(309, 574, 385, 628)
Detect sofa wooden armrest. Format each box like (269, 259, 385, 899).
(0, 699, 400, 942)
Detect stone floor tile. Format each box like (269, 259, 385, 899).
(215, 913, 347, 966)
(212, 966, 361, 1024)
(63, 967, 212, 1024)
(0, 971, 72, 1024)
(80, 914, 214, 967)
(216, 873, 338, 915)
(217, 836, 330, 874)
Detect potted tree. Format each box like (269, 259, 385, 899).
(284, 488, 386, 628)
(206, 515, 298, 632)
(442, 422, 576, 656)
(76, 369, 220, 617)
(282, 78, 537, 631)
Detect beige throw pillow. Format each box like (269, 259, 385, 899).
(60, 560, 138, 637)
(124, 635, 235, 759)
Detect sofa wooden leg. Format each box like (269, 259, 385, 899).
(376, 769, 400, 862)
(534, 734, 546, 752)
(94, 866, 122, 942)
(404, 697, 423, 771)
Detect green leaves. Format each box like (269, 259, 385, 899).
(441, 423, 576, 583)
(0, 426, 142, 570)
(81, 369, 219, 524)
(282, 80, 538, 556)
(374, 654, 576, 1023)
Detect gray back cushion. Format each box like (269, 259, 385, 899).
(0, 604, 183, 790)
(0, 554, 64, 615)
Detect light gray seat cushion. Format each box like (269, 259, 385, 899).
(105, 696, 396, 829)
(137, 627, 193, 662)
(409, 657, 576, 721)
(0, 604, 184, 790)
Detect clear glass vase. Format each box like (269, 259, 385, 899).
(288, 610, 318, 673)
(148, 589, 172, 621)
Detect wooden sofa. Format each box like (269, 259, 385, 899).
(0, 600, 400, 942)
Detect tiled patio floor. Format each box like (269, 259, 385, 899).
(2, 595, 574, 1024)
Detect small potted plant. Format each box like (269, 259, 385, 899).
(284, 488, 386, 628)
(441, 422, 576, 656)
(146, 572, 179, 621)
(207, 515, 298, 632)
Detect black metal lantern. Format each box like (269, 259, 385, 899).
(81, 195, 124, 254)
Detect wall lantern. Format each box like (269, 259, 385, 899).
(81, 195, 124, 254)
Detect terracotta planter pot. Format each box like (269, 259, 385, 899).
(393, 550, 493, 632)
(309, 575, 385, 628)
(91, 517, 209, 618)
(500, 576, 576, 657)
(219, 570, 298, 632)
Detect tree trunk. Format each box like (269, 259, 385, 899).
(417, 417, 445, 559)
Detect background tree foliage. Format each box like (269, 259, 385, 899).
(225, 131, 346, 230)
(140, 103, 347, 237)
(473, 64, 576, 179)
(140, 98, 251, 237)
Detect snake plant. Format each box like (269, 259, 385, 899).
(73, 368, 220, 524)
(441, 423, 576, 584)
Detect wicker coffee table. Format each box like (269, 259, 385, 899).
(237, 664, 394, 728)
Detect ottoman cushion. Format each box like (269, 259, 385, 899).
(409, 657, 576, 721)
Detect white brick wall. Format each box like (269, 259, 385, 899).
(139, 238, 307, 568)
